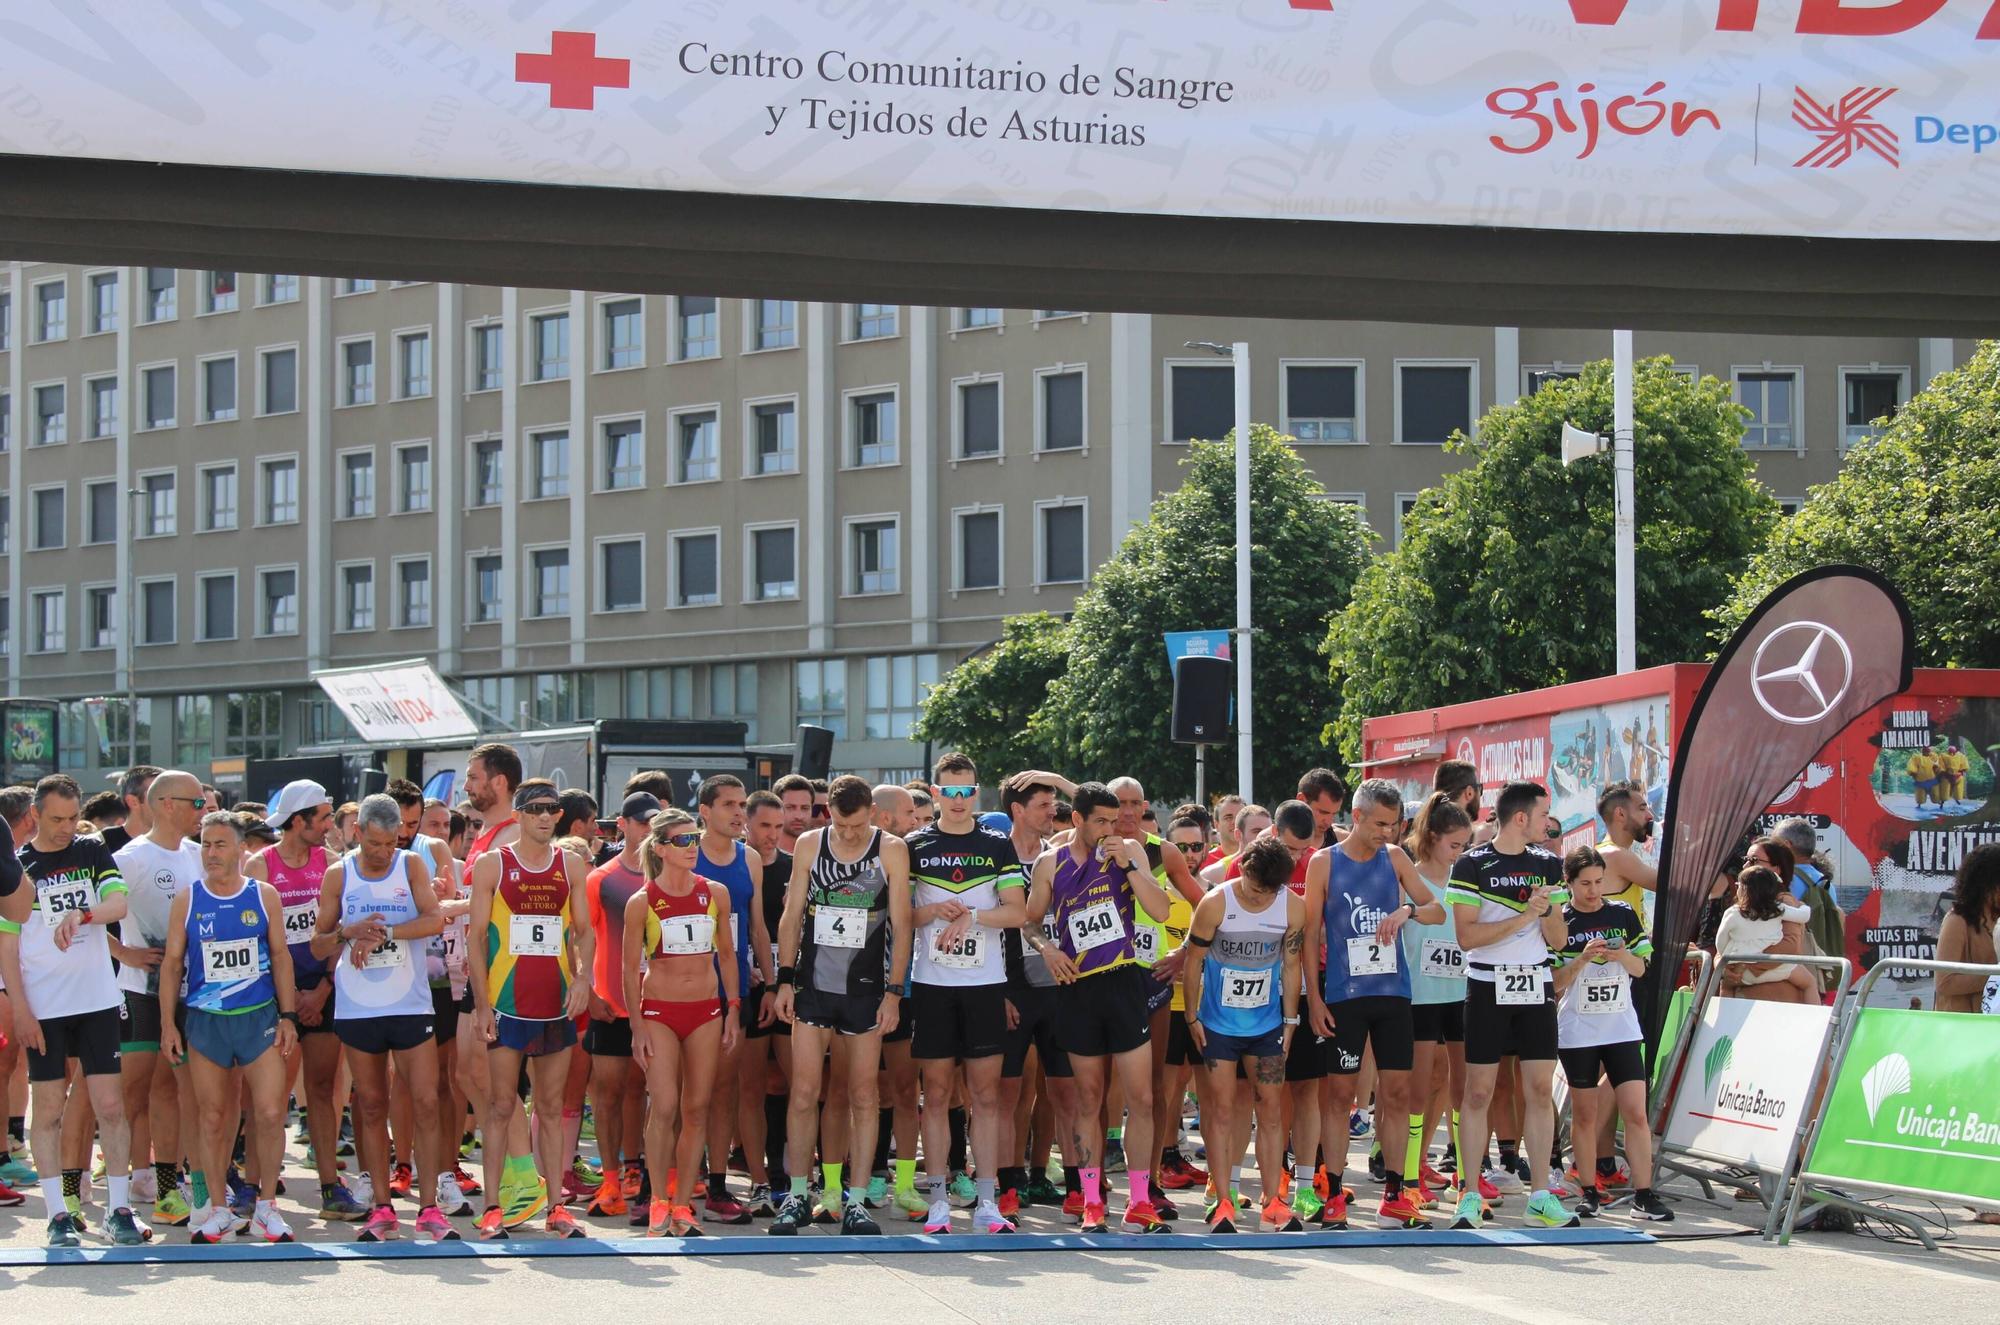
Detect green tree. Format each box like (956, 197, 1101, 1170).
(1030, 426, 1373, 801)
(911, 612, 1071, 777)
(1325, 357, 1775, 760)
(1716, 341, 2000, 666)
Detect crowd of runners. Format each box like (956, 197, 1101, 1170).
(0, 745, 1680, 1248)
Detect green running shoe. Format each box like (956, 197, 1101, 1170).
(1023, 1174, 1061, 1207)
(154, 1187, 192, 1226)
(1293, 1186, 1324, 1223)
(1449, 1191, 1484, 1230)
(1524, 1191, 1580, 1229)
(893, 1186, 927, 1219)
(947, 1173, 977, 1206)
(865, 1176, 889, 1209)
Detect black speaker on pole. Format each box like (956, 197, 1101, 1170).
(795, 724, 835, 780)
(1171, 655, 1233, 744)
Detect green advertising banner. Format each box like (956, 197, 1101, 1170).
(1804, 1008, 2000, 1206)
(1652, 987, 1693, 1090)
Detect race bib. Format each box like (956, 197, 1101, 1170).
(363, 937, 410, 970)
(1493, 965, 1546, 1006)
(202, 937, 260, 985)
(1066, 899, 1125, 953)
(509, 914, 563, 957)
(37, 877, 96, 926)
(730, 912, 741, 954)
(281, 902, 319, 944)
(1131, 925, 1159, 965)
(440, 924, 465, 969)
(1421, 938, 1464, 977)
(1347, 935, 1397, 977)
(1041, 914, 1061, 945)
(1219, 965, 1272, 1010)
(1578, 969, 1629, 1016)
(813, 906, 865, 949)
(658, 914, 715, 957)
(928, 925, 985, 971)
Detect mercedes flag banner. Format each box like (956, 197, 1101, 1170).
(1644, 566, 1914, 1054)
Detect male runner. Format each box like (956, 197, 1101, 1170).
(1446, 780, 1579, 1230)
(0, 775, 146, 1246)
(868, 782, 924, 1214)
(388, 778, 466, 1209)
(694, 774, 767, 1224)
(770, 775, 913, 1236)
(1304, 778, 1447, 1229)
(744, 790, 793, 1212)
(582, 791, 658, 1218)
(1589, 779, 1657, 1188)
(905, 753, 1027, 1235)
(468, 779, 594, 1239)
(100, 766, 159, 857)
(773, 774, 814, 855)
(1024, 781, 1174, 1233)
(1210, 794, 1245, 865)
(1298, 769, 1349, 850)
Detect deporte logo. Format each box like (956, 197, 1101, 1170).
(1915, 116, 2000, 154)
(1794, 87, 1898, 168)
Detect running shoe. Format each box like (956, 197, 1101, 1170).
(948, 1172, 977, 1205)
(437, 1173, 474, 1218)
(997, 1188, 1020, 1219)
(811, 1195, 840, 1225)
(1630, 1190, 1675, 1222)
(669, 1206, 703, 1237)
(1261, 1197, 1303, 1232)
(389, 1162, 414, 1200)
(1102, 1143, 1127, 1174)
(1477, 1171, 1504, 1204)
(1368, 1146, 1387, 1184)
(973, 1199, 1015, 1233)
(1154, 1190, 1180, 1222)
(502, 1173, 548, 1227)
(1508, 1154, 1534, 1187)
(646, 1199, 673, 1237)
(1486, 1165, 1524, 1195)
(769, 1192, 810, 1234)
(1158, 1153, 1207, 1190)
(1420, 1162, 1452, 1190)
(1121, 1200, 1170, 1234)
(337, 1117, 356, 1156)
(0, 1156, 35, 1186)
(1207, 1197, 1238, 1233)
(621, 1162, 644, 1200)
(476, 1206, 509, 1240)
(1313, 1165, 1331, 1202)
(841, 1203, 881, 1235)
(1079, 1202, 1109, 1233)
(864, 1175, 889, 1208)
(1023, 1173, 1061, 1207)
(1379, 1189, 1432, 1230)
(1524, 1190, 1580, 1229)
(349, 1173, 374, 1210)
(1449, 1191, 1484, 1230)
(559, 1166, 590, 1208)
(1292, 1186, 1325, 1223)
(226, 1174, 257, 1221)
(251, 1205, 296, 1243)
(1599, 1161, 1632, 1190)
(186, 1205, 232, 1245)
(0, 1180, 24, 1207)
(1412, 1183, 1441, 1210)
(357, 1204, 401, 1241)
(65, 1192, 87, 1228)
(1349, 1109, 1372, 1140)
(319, 1183, 369, 1221)
(1061, 1190, 1087, 1220)
(155, 1187, 193, 1226)
(747, 1183, 776, 1218)
(130, 1168, 157, 1204)
(1578, 1185, 1603, 1219)
(1318, 1191, 1350, 1230)
(586, 1177, 627, 1218)
(107, 1207, 152, 1245)
(705, 1191, 751, 1225)
(895, 1186, 928, 1220)
(546, 1206, 585, 1239)
(414, 1205, 458, 1241)
(1545, 1169, 1576, 1199)
(924, 1197, 953, 1234)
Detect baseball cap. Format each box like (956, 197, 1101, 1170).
(265, 779, 331, 832)
(977, 811, 1014, 834)
(620, 791, 663, 822)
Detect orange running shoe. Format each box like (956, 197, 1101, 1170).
(670, 1205, 705, 1237)
(646, 1198, 672, 1237)
(1261, 1196, 1302, 1231)
(1208, 1197, 1239, 1232)
(1378, 1188, 1432, 1230)
(1062, 1190, 1086, 1220)
(546, 1206, 584, 1239)
(1079, 1202, 1108, 1233)
(621, 1162, 644, 1201)
(1319, 1191, 1350, 1229)
(1313, 1165, 1331, 1202)
(587, 1177, 627, 1218)
(1121, 1200, 1169, 1234)
(476, 1206, 508, 1240)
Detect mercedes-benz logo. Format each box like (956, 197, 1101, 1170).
(1750, 621, 1854, 726)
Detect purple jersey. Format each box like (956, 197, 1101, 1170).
(1050, 847, 1137, 977)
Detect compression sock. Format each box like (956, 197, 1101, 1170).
(1407, 1115, 1425, 1177)
(764, 1093, 789, 1180)
(62, 1169, 81, 1200)
(789, 1173, 811, 1199)
(999, 1165, 1025, 1195)
(1498, 1139, 1519, 1171)
(156, 1162, 181, 1194)
(1064, 1165, 1081, 1195)
(1130, 1171, 1150, 1208)
(1081, 1166, 1102, 1206)
(190, 1171, 210, 1208)
(820, 1162, 842, 1208)
(948, 1107, 969, 1172)
(10, 1116, 25, 1144)
(894, 1157, 918, 1194)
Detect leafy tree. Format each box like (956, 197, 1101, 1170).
(1325, 357, 1775, 760)
(911, 612, 1071, 778)
(1029, 426, 1373, 801)
(1716, 341, 2000, 666)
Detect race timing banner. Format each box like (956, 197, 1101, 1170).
(2, 1, 1998, 241)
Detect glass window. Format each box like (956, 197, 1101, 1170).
(473, 439, 504, 506)
(603, 298, 642, 369)
(141, 580, 175, 645)
(1526, 368, 1581, 395)
(960, 510, 1000, 590)
(398, 331, 432, 397)
(397, 445, 432, 512)
(88, 377, 118, 438)
(101, 697, 155, 769)
(601, 540, 644, 611)
(676, 412, 719, 483)
(342, 339, 375, 405)
(204, 270, 238, 313)
(0, 597, 8, 658)
(87, 586, 117, 649)
(959, 307, 1000, 330)
(794, 659, 848, 739)
(175, 694, 213, 766)
(32, 590, 65, 653)
(1042, 504, 1085, 584)
(32, 487, 64, 549)
(0, 292, 8, 350)
(202, 467, 238, 531)
(851, 520, 898, 595)
(753, 300, 796, 351)
(0, 391, 10, 449)
(1041, 371, 1083, 451)
(398, 559, 432, 627)
(752, 526, 796, 601)
(340, 278, 376, 295)
(262, 569, 298, 634)
(141, 366, 175, 429)
(1843, 372, 1902, 448)
(261, 348, 297, 414)
(864, 654, 940, 739)
(201, 575, 236, 640)
(0, 494, 8, 554)
(851, 392, 898, 467)
(1170, 364, 1232, 443)
(88, 271, 118, 334)
(472, 554, 503, 623)
(84, 482, 115, 545)
(601, 418, 643, 490)
(342, 451, 375, 517)
(341, 563, 374, 630)
(1399, 365, 1472, 445)
(531, 312, 570, 381)
(626, 666, 695, 719)
(34, 383, 66, 445)
(531, 431, 570, 499)
(852, 304, 897, 339)
(35, 281, 66, 341)
(262, 458, 298, 524)
(959, 380, 999, 458)
(753, 401, 797, 475)
(711, 662, 759, 741)
(141, 472, 176, 537)
(1286, 364, 1358, 442)
(203, 357, 237, 421)
(222, 691, 283, 760)
(675, 533, 719, 606)
(677, 296, 716, 360)
(473, 324, 503, 390)
(531, 547, 570, 617)
(263, 274, 298, 304)
(531, 672, 594, 726)
(144, 267, 177, 322)
(1739, 372, 1797, 450)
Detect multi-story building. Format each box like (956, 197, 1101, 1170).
(0, 261, 1972, 792)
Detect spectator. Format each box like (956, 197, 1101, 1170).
(1934, 842, 2000, 1014)
(1716, 863, 1816, 1002)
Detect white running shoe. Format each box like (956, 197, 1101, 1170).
(1486, 1166, 1525, 1195)
(349, 1173, 374, 1209)
(251, 1202, 294, 1243)
(923, 1197, 953, 1234)
(436, 1172, 472, 1217)
(972, 1200, 1015, 1234)
(189, 1204, 237, 1244)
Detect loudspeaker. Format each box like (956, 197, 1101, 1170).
(1171, 655, 1233, 744)
(795, 724, 835, 780)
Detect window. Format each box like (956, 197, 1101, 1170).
(472, 553, 503, 623)
(626, 665, 695, 719)
(397, 331, 432, 398)
(261, 457, 298, 524)
(530, 673, 594, 727)
(472, 323, 502, 391)
(0, 290, 9, 350)
(1777, 498, 1804, 518)
(201, 356, 237, 422)
(87, 376, 118, 438)
(141, 579, 175, 645)
(530, 312, 569, 381)
(711, 662, 758, 741)
(137, 365, 174, 429)
(864, 655, 940, 739)
(339, 278, 376, 295)
(397, 559, 432, 627)
(33, 383, 66, 445)
(1284, 363, 1359, 442)
(260, 347, 298, 414)
(263, 274, 298, 304)
(200, 574, 236, 640)
(32, 486, 65, 550)
(1040, 369, 1084, 452)
(203, 270, 238, 313)
(84, 482, 115, 545)
(302, 697, 357, 747)
(34, 279, 66, 341)
(675, 411, 719, 483)
(341, 451, 376, 517)
(849, 518, 899, 595)
(1169, 363, 1232, 442)
(140, 471, 176, 537)
(1039, 501, 1086, 585)
(340, 563, 375, 631)
(530, 430, 570, 499)
(0, 494, 8, 553)
(201, 465, 238, 531)
(1037, 309, 1083, 321)
(86, 586, 117, 650)
(1525, 367, 1582, 395)
(1397, 363, 1475, 445)
(101, 698, 154, 769)
(599, 539, 644, 611)
(852, 304, 897, 339)
(676, 296, 717, 359)
(144, 267, 177, 322)
(175, 694, 212, 765)
(32, 590, 65, 653)
(223, 692, 283, 760)
(342, 338, 375, 405)
(472, 438, 504, 505)
(751, 300, 795, 351)
(850, 391, 898, 467)
(88, 271, 118, 334)
(0, 392, 9, 450)
(958, 508, 1002, 590)
(959, 307, 1000, 330)
(794, 659, 848, 739)
(673, 531, 720, 607)
(599, 418, 643, 490)
(1737, 370, 1799, 450)
(750, 525, 797, 602)
(396, 444, 432, 512)
(530, 547, 570, 617)
(602, 298, 642, 369)
(0, 598, 8, 658)
(1842, 370, 1905, 449)
(1395, 493, 1422, 549)
(956, 379, 1000, 459)
(751, 400, 797, 475)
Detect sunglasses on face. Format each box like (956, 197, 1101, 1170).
(937, 785, 979, 800)
(519, 803, 562, 817)
(811, 806, 830, 819)
(657, 831, 702, 849)
(1172, 840, 1206, 854)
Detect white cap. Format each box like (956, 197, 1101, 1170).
(266, 779, 331, 832)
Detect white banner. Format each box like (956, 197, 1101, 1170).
(3, 2, 1997, 242)
(1664, 996, 1834, 1171)
(314, 661, 478, 744)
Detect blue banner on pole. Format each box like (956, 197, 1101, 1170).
(1165, 631, 1234, 722)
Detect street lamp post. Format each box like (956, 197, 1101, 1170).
(125, 486, 141, 764)
(1185, 340, 1254, 805)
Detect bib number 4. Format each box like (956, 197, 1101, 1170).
(814, 907, 865, 950)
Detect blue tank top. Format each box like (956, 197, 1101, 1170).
(333, 849, 433, 1020)
(182, 877, 276, 1013)
(702, 837, 754, 995)
(1322, 845, 1412, 1003)
(1198, 881, 1288, 1039)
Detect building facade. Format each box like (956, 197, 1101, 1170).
(0, 262, 1971, 791)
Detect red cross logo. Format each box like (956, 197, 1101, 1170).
(516, 31, 630, 111)
(1793, 87, 1899, 168)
